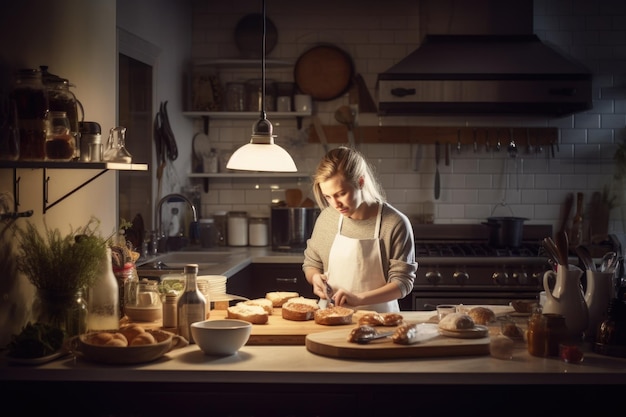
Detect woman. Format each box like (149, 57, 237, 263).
(303, 146, 417, 312)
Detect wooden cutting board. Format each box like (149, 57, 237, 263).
(208, 308, 356, 345)
(305, 323, 490, 359)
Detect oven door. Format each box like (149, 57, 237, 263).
(411, 290, 540, 311)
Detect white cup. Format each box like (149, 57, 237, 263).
(294, 94, 312, 112)
(277, 96, 292, 112)
(436, 304, 456, 321)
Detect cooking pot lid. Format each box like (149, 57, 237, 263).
(294, 44, 354, 101)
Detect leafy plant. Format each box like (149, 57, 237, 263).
(16, 217, 108, 292)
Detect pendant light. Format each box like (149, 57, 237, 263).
(226, 0, 297, 172)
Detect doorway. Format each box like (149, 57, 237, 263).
(118, 53, 152, 249)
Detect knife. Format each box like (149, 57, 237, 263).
(324, 280, 334, 307)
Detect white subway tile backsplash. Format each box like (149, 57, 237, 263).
(191, 0, 626, 235)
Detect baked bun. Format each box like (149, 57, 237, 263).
(438, 313, 475, 331)
(87, 332, 128, 347)
(467, 306, 496, 325)
(281, 297, 319, 321)
(129, 331, 156, 346)
(357, 312, 404, 327)
(314, 306, 354, 326)
(227, 303, 269, 324)
(242, 298, 274, 314)
(266, 291, 299, 307)
(392, 323, 421, 345)
(347, 325, 377, 343)
(119, 324, 145, 344)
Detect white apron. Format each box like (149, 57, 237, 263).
(326, 203, 399, 312)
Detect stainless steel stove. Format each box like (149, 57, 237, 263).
(401, 224, 553, 311)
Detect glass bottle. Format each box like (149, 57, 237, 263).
(177, 264, 206, 344)
(103, 126, 132, 163)
(87, 247, 120, 332)
(45, 111, 76, 161)
(10, 68, 48, 161)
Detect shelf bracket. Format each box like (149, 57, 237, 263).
(43, 167, 110, 214)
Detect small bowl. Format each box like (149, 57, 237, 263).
(191, 319, 252, 356)
(125, 306, 162, 322)
(510, 299, 538, 314)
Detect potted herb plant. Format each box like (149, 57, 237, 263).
(15, 217, 108, 337)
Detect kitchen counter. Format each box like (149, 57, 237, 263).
(137, 246, 305, 278)
(2, 310, 626, 416)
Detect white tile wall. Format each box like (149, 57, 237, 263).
(190, 0, 626, 238)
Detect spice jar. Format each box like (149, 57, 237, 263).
(227, 211, 248, 246)
(162, 293, 178, 328)
(248, 214, 269, 247)
(11, 68, 48, 161)
(45, 111, 76, 161)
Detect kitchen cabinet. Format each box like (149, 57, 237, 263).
(226, 263, 314, 300)
(0, 160, 147, 214)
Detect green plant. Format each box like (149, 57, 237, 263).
(16, 217, 108, 292)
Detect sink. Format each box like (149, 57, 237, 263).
(137, 251, 233, 276)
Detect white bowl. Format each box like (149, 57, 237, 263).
(191, 319, 252, 356)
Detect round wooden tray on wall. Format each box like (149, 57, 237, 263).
(294, 44, 354, 101)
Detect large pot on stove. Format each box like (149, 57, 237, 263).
(482, 216, 528, 247)
(271, 207, 320, 251)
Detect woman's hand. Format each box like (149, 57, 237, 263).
(331, 288, 363, 307)
(311, 272, 330, 300)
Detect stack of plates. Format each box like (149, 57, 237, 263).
(198, 275, 247, 302)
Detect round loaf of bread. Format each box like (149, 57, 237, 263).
(438, 312, 475, 331)
(129, 331, 156, 346)
(314, 306, 354, 325)
(468, 306, 496, 325)
(119, 324, 145, 344)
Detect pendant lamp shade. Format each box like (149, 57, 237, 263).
(226, 0, 297, 173)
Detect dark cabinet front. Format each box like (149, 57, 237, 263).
(226, 263, 315, 300)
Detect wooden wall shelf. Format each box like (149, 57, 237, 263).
(307, 126, 557, 146)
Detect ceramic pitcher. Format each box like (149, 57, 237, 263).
(543, 264, 588, 339)
(584, 270, 614, 341)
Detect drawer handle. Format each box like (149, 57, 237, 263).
(276, 277, 297, 284)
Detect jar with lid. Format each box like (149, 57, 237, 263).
(199, 218, 218, 248)
(245, 79, 276, 112)
(10, 68, 48, 161)
(248, 214, 269, 247)
(45, 111, 76, 161)
(227, 211, 248, 246)
(528, 311, 568, 357)
(225, 82, 245, 112)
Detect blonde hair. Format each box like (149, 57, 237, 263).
(312, 146, 385, 208)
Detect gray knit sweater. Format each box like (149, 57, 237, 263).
(302, 203, 417, 297)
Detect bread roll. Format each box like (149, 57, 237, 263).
(392, 323, 421, 345)
(242, 298, 274, 314)
(468, 307, 496, 325)
(357, 312, 404, 327)
(347, 325, 378, 343)
(130, 331, 156, 346)
(314, 306, 354, 325)
(105, 337, 128, 347)
(119, 324, 145, 344)
(438, 313, 475, 331)
(227, 303, 269, 324)
(265, 291, 299, 307)
(87, 332, 115, 345)
(281, 297, 320, 321)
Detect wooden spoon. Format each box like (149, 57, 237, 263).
(575, 245, 596, 272)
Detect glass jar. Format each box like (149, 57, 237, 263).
(227, 211, 248, 246)
(213, 211, 228, 246)
(248, 215, 269, 247)
(199, 218, 218, 248)
(10, 68, 48, 161)
(225, 82, 245, 111)
(34, 288, 88, 338)
(45, 111, 76, 161)
(113, 262, 138, 319)
(245, 79, 276, 112)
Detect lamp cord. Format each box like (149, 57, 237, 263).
(261, 0, 266, 120)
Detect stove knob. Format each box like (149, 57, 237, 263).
(425, 270, 442, 285)
(531, 271, 543, 285)
(453, 270, 469, 284)
(513, 271, 528, 285)
(492, 271, 509, 285)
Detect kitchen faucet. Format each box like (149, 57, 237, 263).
(155, 193, 198, 253)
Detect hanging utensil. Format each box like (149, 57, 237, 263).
(600, 251, 617, 273)
(456, 129, 462, 153)
(334, 105, 355, 148)
(473, 128, 478, 152)
(434, 141, 441, 200)
(543, 237, 561, 266)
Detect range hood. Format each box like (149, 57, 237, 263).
(377, 1, 592, 116)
